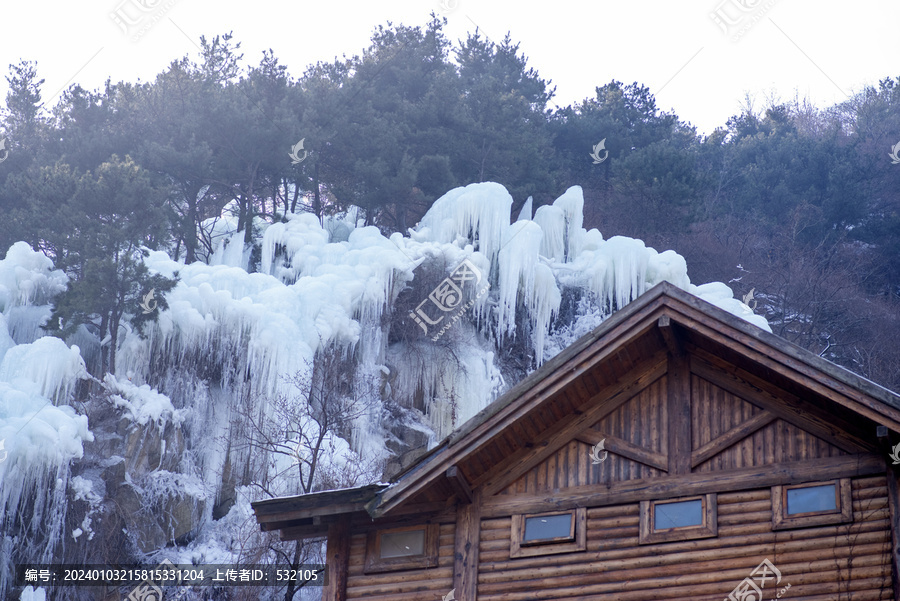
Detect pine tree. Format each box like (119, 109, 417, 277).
(45, 155, 177, 377)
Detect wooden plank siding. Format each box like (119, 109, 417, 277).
(345, 523, 455, 601)
(498, 377, 669, 495)
(691, 374, 847, 472)
(476, 476, 892, 601)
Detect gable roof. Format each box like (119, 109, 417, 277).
(253, 282, 900, 527)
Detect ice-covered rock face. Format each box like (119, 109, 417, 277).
(0, 245, 92, 595)
(0, 182, 770, 594)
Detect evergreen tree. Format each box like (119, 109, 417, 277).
(45, 155, 177, 377)
(0, 60, 48, 252)
(455, 31, 558, 206)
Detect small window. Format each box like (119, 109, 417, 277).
(654, 499, 703, 529)
(522, 513, 575, 545)
(379, 529, 426, 558)
(511, 508, 586, 558)
(772, 479, 851, 530)
(787, 484, 837, 515)
(640, 494, 717, 544)
(364, 524, 438, 573)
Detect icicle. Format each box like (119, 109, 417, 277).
(552, 186, 585, 261)
(497, 221, 561, 362)
(533, 204, 566, 263)
(516, 196, 533, 222)
(412, 182, 513, 264)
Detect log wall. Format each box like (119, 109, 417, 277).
(476, 476, 892, 601)
(344, 522, 455, 601)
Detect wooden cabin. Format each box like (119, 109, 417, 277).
(253, 282, 900, 600)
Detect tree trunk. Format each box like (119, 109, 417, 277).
(243, 162, 260, 245)
(313, 160, 322, 225)
(99, 312, 110, 377)
(185, 195, 199, 264)
(282, 541, 303, 601)
(109, 313, 118, 376)
(291, 178, 300, 214)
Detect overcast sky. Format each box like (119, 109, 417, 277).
(1, 0, 897, 136)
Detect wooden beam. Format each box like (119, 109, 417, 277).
(322, 520, 349, 601)
(668, 350, 691, 476)
(691, 411, 777, 468)
(252, 483, 385, 517)
(453, 491, 481, 601)
(691, 354, 870, 454)
(255, 501, 368, 524)
(480, 453, 884, 518)
(886, 459, 900, 600)
(657, 314, 684, 357)
(445, 466, 473, 504)
(479, 357, 667, 496)
(280, 523, 330, 540)
(260, 517, 313, 532)
(575, 430, 668, 472)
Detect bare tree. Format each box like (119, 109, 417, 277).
(230, 342, 384, 601)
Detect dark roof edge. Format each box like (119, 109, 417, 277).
(251, 483, 388, 514)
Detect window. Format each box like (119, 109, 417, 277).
(787, 485, 836, 514)
(772, 479, 851, 530)
(380, 529, 425, 558)
(364, 523, 439, 573)
(523, 513, 575, 544)
(639, 494, 717, 544)
(511, 508, 586, 558)
(654, 499, 703, 529)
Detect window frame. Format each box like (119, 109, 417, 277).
(363, 523, 439, 573)
(510, 508, 586, 558)
(771, 478, 852, 531)
(639, 494, 717, 544)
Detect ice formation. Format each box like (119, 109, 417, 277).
(413, 181, 513, 265)
(0, 245, 92, 595)
(0, 181, 771, 598)
(18, 587, 46, 601)
(104, 374, 185, 429)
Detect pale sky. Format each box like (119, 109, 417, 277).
(1, 0, 897, 136)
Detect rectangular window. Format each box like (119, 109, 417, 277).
(522, 513, 575, 544)
(640, 494, 717, 544)
(364, 523, 439, 573)
(511, 508, 586, 558)
(786, 484, 837, 515)
(654, 499, 703, 530)
(772, 479, 851, 530)
(379, 528, 426, 558)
